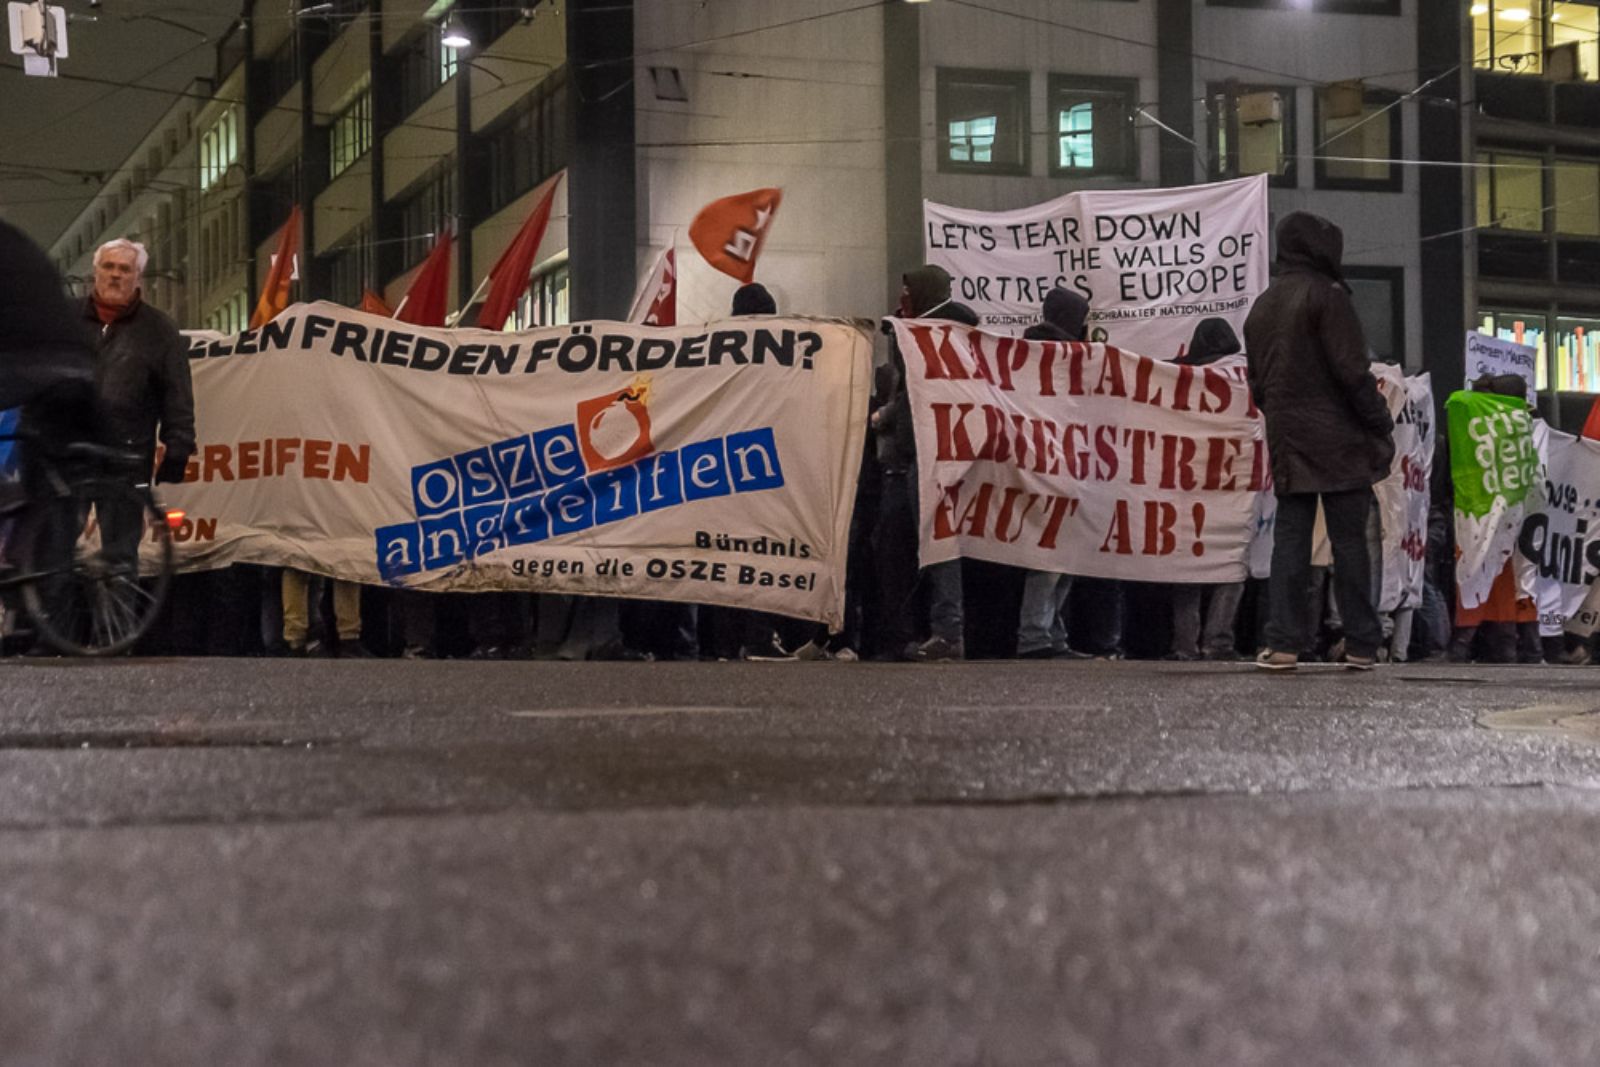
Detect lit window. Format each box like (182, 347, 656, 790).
(1479, 311, 1549, 390)
(938, 69, 1029, 175)
(1473, 0, 1547, 75)
(1051, 77, 1136, 178)
(329, 86, 373, 180)
(1209, 85, 1296, 187)
(200, 107, 240, 192)
(1554, 159, 1600, 235)
(1477, 151, 1545, 231)
(1315, 85, 1400, 190)
(1557, 316, 1600, 391)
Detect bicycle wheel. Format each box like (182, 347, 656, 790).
(19, 478, 175, 656)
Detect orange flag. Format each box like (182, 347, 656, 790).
(249, 205, 301, 329)
(395, 229, 453, 327)
(359, 288, 392, 317)
(688, 187, 781, 284)
(479, 174, 561, 331)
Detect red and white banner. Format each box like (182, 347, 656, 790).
(629, 247, 677, 327)
(890, 320, 1266, 582)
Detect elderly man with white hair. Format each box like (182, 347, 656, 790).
(82, 237, 195, 568)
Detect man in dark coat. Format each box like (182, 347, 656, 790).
(1244, 213, 1394, 671)
(872, 265, 978, 661)
(82, 239, 195, 574)
(1017, 287, 1090, 658)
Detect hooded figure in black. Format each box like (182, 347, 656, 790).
(872, 265, 978, 660)
(1016, 288, 1091, 658)
(1169, 317, 1247, 660)
(1244, 212, 1394, 670)
(1175, 316, 1242, 367)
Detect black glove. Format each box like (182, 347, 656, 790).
(154, 453, 190, 485)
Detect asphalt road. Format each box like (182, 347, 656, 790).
(3, 658, 1599, 1066)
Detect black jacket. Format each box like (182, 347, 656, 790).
(82, 295, 196, 471)
(1243, 213, 1393, 494)
(0, 220, 96, 412)
(1175, 317, 1241, 368)
(878, 295, 980, 469)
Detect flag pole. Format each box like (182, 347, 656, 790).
(447, 274, 492, 328)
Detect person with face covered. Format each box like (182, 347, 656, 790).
(1016, 288, 1094, 659)
(1245, 213, 1394, 671)
(872, 265, 978, 661)
(1168, 318, 1247, 660)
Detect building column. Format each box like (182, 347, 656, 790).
(566, 0, 636, 321)
(1418, 0, 1467, 403)
(1155, 0, 1196, 186)
(297, 9, 333, 301)
(882, 2, 923, 307)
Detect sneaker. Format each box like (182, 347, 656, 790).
(740, 637, 795, 662)
(1255, 649, 1298, 672)
(915, 635, 964, 662)
(833, 647, 860, 663)
(401, 644, 429, 660)
(792, 639, 832, 662)
(1560, 645, 1593, 666)
(1343, 652, 1376, 672)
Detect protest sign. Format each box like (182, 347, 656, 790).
(161, 303, 872, 627)
(922, 175, 1269, 359)
(889, 320, 1266, 582)
(1464, 331, 1537, 403)
(1447, 390, 1540, 609)
(1374, 370, 1434, 613)
(1518, 428, 1600, 636)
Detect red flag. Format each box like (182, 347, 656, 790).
(250, 205, 301, 329)
(628, 247, 676, 327)
(359, 288, 392, 317)
(479, 174, 562, 331)
(1582, 395, 1600, 442)
(395, 229, 453, 327)
(688, 187, 781, 284)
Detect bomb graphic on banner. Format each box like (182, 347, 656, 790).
(577, 376, 655, 472)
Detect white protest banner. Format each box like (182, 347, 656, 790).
(922, 175, 1269, 359)
(1374, 369, 1435, 613)
(159, 303, 872, 627)
(1464, 330, 1537, 403)
(1518, 429, 1600, 636)
(890, 320, 1266, 581)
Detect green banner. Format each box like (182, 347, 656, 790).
(1446, 390, 1537, 517)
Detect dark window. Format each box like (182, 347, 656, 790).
(485, 70, 570, 214)
(397, 26, 456, 119)
(937, 68, 1030, 176)
(260, 35, 299, 109)
(398, 166, 456, 270)
(1208, 84, 1297, 188)
(1048, 75, 1137, 179)
(1342, 266, 1404, 363)
(1206, 0, 1399, 12)
(1314, 85, 1402, 191)
(326, 227, 373, 308)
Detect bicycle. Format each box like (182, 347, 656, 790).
(0, 430, 180, 656)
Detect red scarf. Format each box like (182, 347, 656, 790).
(92, 293, 138, 325)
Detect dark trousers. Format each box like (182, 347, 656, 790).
(871, 470, 919, 653)
(1267, 489, 1384, 658)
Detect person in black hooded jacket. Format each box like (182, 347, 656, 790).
(1244, 212, 1394, 671)
(872, 265, 978, 661)
(1017, 288, 1092, 658)
(1168, 317, 1247, 659)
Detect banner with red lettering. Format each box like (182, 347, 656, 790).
(890, 320, 1266, 581)
(922, 175, 1269, 359)
(165, 303, 872, 626)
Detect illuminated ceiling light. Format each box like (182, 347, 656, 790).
(441, 16, 472, 49)
(1498, 6, 1531, 20)
(1470, 3, 1488, 13)
(1552, 10, 1563, 18)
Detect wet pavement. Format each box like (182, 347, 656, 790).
(1, 658, 1598, 1065)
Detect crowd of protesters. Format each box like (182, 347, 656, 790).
(1, 213, 1591, 666)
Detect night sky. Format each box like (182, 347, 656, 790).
(0, 1, 242, 248)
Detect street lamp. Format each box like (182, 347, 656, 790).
(441, 15, 471, 50)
